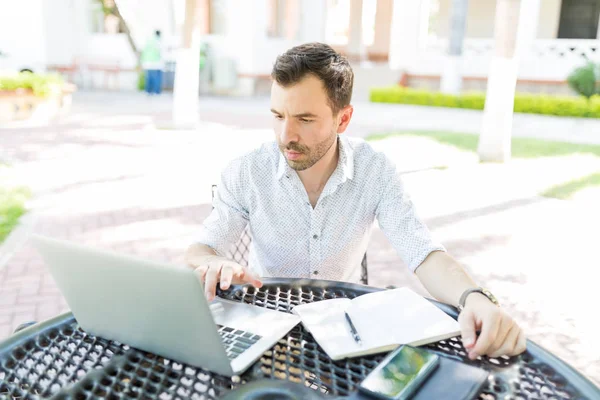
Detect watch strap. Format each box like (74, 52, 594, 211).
(458, 287, 498, 312)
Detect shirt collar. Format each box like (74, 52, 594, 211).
(276, 135, 355, 181)
(338, 135, 355, 182)
(276, 146, 292, 180)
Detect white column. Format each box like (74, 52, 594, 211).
(515, 0, 541, 78)
(167, 0, 177, 35)
(45, 0, 78, 65)
(477, 0, 525, 163)
(73, 0, 90, 56)
(516, 0, 541, 55)
(370, 0, 394, 59)
(221, 0, 268, 95)
(299, 0, 327, 43)
(172, 0, 201, 127)
(225, 0, 267, 74)
(440, 0, 469, 94)
(347, 0, 365, 60)
(389, 0, 424, 70)
(285, 0, 300, 40)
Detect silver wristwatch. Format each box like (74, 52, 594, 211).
(457, 287, 499, 312)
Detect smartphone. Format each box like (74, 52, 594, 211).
(358, 345, 439, 400)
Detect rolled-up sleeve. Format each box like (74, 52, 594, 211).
(375, 157, 445, 272)
(195, 158, 249, 257)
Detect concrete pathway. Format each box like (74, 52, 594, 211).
(0, 91, 599, 387)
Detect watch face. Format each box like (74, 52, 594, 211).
(482, 288, 498, 304)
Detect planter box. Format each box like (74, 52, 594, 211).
(0, 83, 76, 123)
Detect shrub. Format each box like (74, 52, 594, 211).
(370, 86, 600, 118)
(0, 185, 30, 243)
(0, 72, 64, 97)
(137, 70, 145, 91)
(567, 62, 600, 99)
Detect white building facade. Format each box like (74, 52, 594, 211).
(4, 0, 599, 96)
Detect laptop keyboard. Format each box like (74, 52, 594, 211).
(217, 326, 262, 360)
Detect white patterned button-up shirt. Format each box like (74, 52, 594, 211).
(196, 136, 445, 283)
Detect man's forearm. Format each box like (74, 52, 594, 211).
(415, 250, 479, 307)
(185, 243, 218, 267)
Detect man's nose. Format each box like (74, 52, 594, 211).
(280, 121, 299, 145)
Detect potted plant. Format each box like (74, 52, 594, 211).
(0, 72, 76, 122)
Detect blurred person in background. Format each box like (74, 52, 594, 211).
(141, 29, 164, 95)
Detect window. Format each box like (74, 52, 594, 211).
(557, 0, 600, 39)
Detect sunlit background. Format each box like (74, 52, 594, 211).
(1, 0, 600, 388)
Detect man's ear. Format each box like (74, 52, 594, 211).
(336, 105, 354, 134)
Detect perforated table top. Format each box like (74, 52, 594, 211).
(1, 278, 598, 399)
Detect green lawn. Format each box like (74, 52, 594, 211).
(0, 187, 29, 243)
(366, 131, 600, 199)
(0, 164, 30, 243)
(541, 172, 600, 200)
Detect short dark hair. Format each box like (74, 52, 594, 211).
(271, 43, 353, 114)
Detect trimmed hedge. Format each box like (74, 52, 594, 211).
(370, 86, 600, 118)
(0, 72, 64, 97)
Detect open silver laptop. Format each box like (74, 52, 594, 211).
(31, 235, 300, 377)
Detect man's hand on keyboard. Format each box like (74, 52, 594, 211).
(191, 255, 263, 301)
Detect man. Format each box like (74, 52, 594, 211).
(141, 30, 164, 95)
(186, 43, 526, 360)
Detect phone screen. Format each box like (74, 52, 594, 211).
(360, 346, 439, 399)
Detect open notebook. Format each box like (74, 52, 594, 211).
(291, 287, 461, 360)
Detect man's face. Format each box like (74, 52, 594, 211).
(270, 74, 344, 171)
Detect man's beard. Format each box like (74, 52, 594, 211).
(279, 132, 338, 171)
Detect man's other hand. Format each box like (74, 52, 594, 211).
(459, 294, 526, 360)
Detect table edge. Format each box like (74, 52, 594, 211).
(1, 278, 598, 398)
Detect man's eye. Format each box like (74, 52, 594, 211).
(273, 115, 284, 120)
(300, 118, 312, 123)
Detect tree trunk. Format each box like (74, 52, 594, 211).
(477, 0, 522, 162)
(440, 0, 469, 94)
(172, 0, 201, 127)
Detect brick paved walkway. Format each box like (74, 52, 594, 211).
(1, 92, 598, 386)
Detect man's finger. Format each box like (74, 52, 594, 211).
(487, 318, 513, 356)
(204, 264, 222, 302)
(458, 309, 477, 350)
(471, 313, 500, 359)
(220, 265, 234, 290)
(193, 265, 208, 282)
(239, 267, 263, 288)
(488, 323, 519, 358)
(512, 329, 527, 356)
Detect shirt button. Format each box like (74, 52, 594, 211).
(313, 234, 318, 239)
(313, 271, 319, 275)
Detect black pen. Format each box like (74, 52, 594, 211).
(344, 311, 362, 345)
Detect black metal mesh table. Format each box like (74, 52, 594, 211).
(1, 278, 599, 399)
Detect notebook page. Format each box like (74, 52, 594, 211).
(292, 298, 391, 360)
(347, 287, 461, 346)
